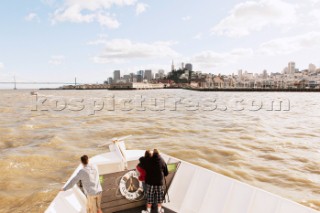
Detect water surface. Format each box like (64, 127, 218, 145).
(0, 89, 319, 212)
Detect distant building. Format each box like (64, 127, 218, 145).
(108, 77, 113, 84)
(137, 70, 144, 79)
(136, 74, 143, 82)
(309, 63, 317, 73)
(247, 73, 254, 79)
(132, 77, 137, 83)
(288, 62, 295, 75)
(109, 82, 133, 89)
(144, 70, 153, 81)
(129, 73, 136, 82)
(171, 60, 175, 71)
(238, 69, 243, 80)
(185, 63, 193, 71)
(262, 70, 268, 79)
(113, 70, 121, 83)
(158, 69, 165, 79)
(123, 75, 130, 83)
(283, 67, 288, 74)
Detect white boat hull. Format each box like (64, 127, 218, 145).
(46, 142, 318, 213)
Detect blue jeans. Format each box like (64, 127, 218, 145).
(142, 182, 147, 198)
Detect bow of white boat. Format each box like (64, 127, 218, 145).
(46, 140, 318, 213)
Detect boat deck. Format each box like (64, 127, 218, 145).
(100, 162, 179, 213)
(113, 205, 176, 213)
(46, 150, 319, 213)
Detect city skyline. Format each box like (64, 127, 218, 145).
(1, 0, 320, 88)
(59, 59, 320, 90)
(107, 60, 319, 81)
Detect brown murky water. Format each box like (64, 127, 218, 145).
(0, 89, 319, 212)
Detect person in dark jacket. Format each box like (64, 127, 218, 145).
(136, 150, 152, 194)
(142, 149, 168, 213)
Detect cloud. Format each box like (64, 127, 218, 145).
(191, 48, 253, 68)
(211, 0, 297, 37)
(135, 3, 148, 15)
(259, 31, 320, 55)
(308, 0, 320, 3)
(49, 55, 65, 65)
(89, 38, 180, 63)
(309, 9, 320, 23)
(193, 33, 203, 40)
(42, 0, 56, 6)
(182, 16, 191, 21)
(25, 13, 40, 22)
(52, 0, 137, 28)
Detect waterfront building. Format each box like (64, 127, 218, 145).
(262, 70, 268, 79)
(109, 82, 133, 89)
(132, 77, 137, 83)
(123, 75, 130, 83)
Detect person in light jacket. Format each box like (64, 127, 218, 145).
(61, 155, 102, 213)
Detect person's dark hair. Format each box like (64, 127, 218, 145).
(139, 157, 144, 163)
(81, 155, 89, 165)
(145, 150, 152, 158)
(153, 149, 159, 157)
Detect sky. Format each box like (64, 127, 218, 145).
(1, 0, 320, 87)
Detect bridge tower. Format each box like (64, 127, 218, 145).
(13, 76, 17, 90)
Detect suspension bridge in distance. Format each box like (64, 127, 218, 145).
(0, 77, 96, 89)
(0, 81, 80, 90)
(0, 82, 77, 84)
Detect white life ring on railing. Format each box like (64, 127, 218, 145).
(119, 170, 144, 201)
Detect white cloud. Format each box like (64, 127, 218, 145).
(96, 13, 120, 28)
(49, 55, 65, 65)
(259, 31, 320, 55)
(308, 0, 320, 3)
(89, 38, 180, 63)
(212, 0, 297, 37)
(0, 62, 4, 69)
(309, 9, 320, 23)
(193, 33, 203, 40)
(135, 3, 148, 15)
(191, 48, 253, 68)
(52, 0, 137, 28)
(25, 13, 40, 22)
(42, 0, 56, 6)
(182, 16, 191, 21)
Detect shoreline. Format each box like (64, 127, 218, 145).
(38, 87, 320, 92)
